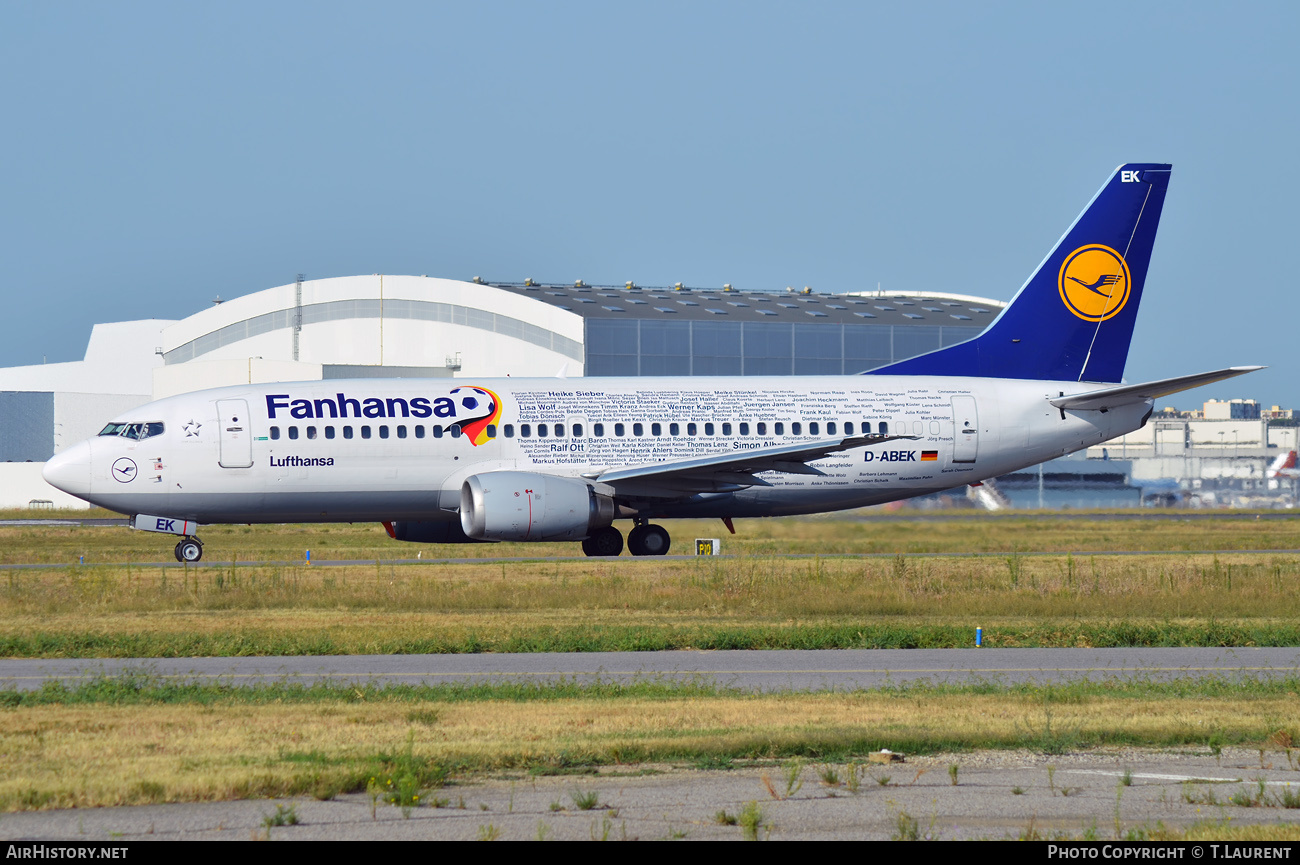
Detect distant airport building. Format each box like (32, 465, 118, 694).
(0, 274, 1004, 507)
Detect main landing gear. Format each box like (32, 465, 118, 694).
(580, 522, 672, 557)
(581, 526, 624, 557)
(174, 536, 203, 563)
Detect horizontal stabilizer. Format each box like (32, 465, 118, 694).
(1049, 366, 1265, 412)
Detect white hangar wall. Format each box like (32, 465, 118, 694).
(159, 275, 585, 382)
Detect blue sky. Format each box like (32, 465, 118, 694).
(2, 1, 1296, 408)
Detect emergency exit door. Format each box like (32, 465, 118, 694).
(951, 396, 978, 463)
(217, 399, 253, 468)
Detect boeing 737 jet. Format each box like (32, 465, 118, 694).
(44, 163, 1259, 561)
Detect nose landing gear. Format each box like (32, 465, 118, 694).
(174, 537, 204, 563)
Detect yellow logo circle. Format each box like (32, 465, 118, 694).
(1058, 244, 1131, 322)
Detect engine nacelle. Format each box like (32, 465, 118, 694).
(460, 471, 615, 541)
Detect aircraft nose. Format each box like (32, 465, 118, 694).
(43, 440, 92, 498)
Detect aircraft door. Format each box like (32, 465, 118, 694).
(216, 399, 254, 468)
(951, 395, 978, 463)
(564, 415, 589, 463)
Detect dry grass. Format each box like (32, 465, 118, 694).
(6, 551, 1300, 618)
(5, 511, 1300, 565)
(3, 690, 1298, 810)
(4, 550, 1300, 654)
(1150, 822, 1300, 841)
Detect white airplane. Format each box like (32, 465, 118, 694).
(44, 163, 1260, 562)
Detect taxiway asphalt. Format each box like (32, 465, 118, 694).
(3, 647, 1298, 692)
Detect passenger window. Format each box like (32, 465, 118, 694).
(670, 422, 680, 436)
(722, 422, 732, 436)
(633, 422, 643, 436)
(652, 422, 662, 436)
(702, 422, 713, 436)
(791, 422, 802, 435)
(450, 424, 462, 438)
(687, 423, 697, 436)
(913, 421, 924, 436)
(554, 423, 565, 437)
(614, 423, 625, 437)
(827, 421, 836, 435)
(307, 426, 317, 439)
(270, 426, 280, 440)
(433, 425, 444, 438)
(757, 422, 767, 435)
(809, 422, 819, 436)
(486, 424, 497, 438)
(775, 422, 784, 435)
(930, 421, 940, 435)
(878, 422, 887, 434)
(414, 426, 424, 439)
(572, 423, 583, 437)
(843, 421, 853, 435)
(288, 427, 299, 440)
(343, 426, 354, 439)
(521, 424, 531, 438)
(361, 426, 371, 439)
(325, 426, 336, 440)
(739, 422, 749, 436)
(379, 426, 389, 439)
(396, 425, 406, 439)
(537, 424, 548, 438)
(504, 424, 514, 438)
(593, 423, 604, 437)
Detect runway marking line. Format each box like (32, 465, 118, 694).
(1063, 770, 1300, 787)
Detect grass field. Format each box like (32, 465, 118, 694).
(4, 512, 1300, 824)
(1, 676, 1298, 811)
(5, 508, 1300, 563)
(3, 512, 1300, 655)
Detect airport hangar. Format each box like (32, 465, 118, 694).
(0, 274, 1005, 507)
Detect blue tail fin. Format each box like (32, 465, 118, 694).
(867, 163, 1171, 383)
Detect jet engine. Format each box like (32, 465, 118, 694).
(460, 472, 615, 541)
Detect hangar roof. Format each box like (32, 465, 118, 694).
(484, 281, 1004, 328)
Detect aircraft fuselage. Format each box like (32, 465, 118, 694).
(48, 374, 1150, 524)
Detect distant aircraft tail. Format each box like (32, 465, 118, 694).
(867, 163, 1172, 383)
(1268, 450, 1299, 480)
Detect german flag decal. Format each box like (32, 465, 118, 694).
(920, 450, 938, 461)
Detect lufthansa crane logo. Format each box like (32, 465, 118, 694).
(1058, 244, 1131, 322)
(111, 457, 138, 483)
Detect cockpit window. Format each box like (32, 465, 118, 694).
(98, 422, 164, 440)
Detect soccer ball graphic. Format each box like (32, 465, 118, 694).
(450, 387, 496, 419)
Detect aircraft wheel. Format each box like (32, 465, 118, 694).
(627, 524, 670, 556)
(175, 538, 203, 563)
(581, 525, 624, 557)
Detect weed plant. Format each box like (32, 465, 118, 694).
(738, 801, 767, 841)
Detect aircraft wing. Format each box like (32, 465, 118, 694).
(1049, 366, 1265, 412)
(586, 434, 917, 496)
